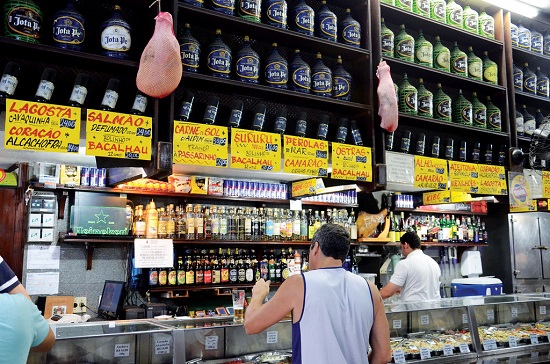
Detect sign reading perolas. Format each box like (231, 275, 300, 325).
(283, 135, 328, 177)
(414, 156, 448, 190)
(86, 109, 152, 160)
(173, 121, 229, 168)
(331, 142, 372, 182)
(230, 128, 281, 171)
(4, 99, 80, 153)
(478, 164, 507, 195)
(449, 161, 479, 193)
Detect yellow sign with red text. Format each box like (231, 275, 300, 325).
(423, 190, 451, 205)
(230, 128, 281, 172)
(543, 171, 550, 199)
(172, 121, 229, 167)
(414, 156, 448, 190)
(478, 164, 507, 195)
(331, 143, 372, 182)
(4, 99, 80, 153)
(85, 109, 152, 160)
(449, 161, 479, 193)
(283, 135, 328, 177)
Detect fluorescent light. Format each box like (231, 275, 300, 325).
(520, 0, 550, 8)
(483, 0, 539, 18)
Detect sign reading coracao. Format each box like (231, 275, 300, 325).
(478, 164, 507, 195)
(173, 121, 228, 167)
(230, 128, 281, 172)
(414, 156, 448, 190)
(331, 142, 372, 182)
(449, 161, 479, 193)
(4, 99, 80, 153)
(86, 109, 152, 160)
(283, 135, 328, 177)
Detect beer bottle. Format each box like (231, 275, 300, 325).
(101, 5, 131, 60)
(485, 96, 501, 131)
(179, 24, 200, 73)
(236, 35, 260, 84)
(289, 49, 311, 93)
(414, 30, 433, 67)
(452, 89, 472, 125)
(471, 92, 487, 129)
(316, 1, 337, 42)
(394, 24, 414, 62)
(339, 8, 361, 47)
(462, 6, 478, 33)
(207, 29, 232, 79)
(34, 68, 57, 103)
(522, 63, 536, 94)
(467, 46, 482, 81)
(446, 0, 462, 28)
(275, 253, 282, 281)
(268, 250, 276, 281)
(67, 73, 90, 108)
(176, 256, 185, 285)
(0, 62, 20, 98)
(380, 18, 394, 58)
(417, 78, 433, 118)
(149, 267, 158, 286)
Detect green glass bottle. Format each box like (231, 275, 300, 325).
(450, 42, 467, 77)
(446, 0, 462, 28)
(394, 24, 414, 62)
(381, 0, 395, 5)
(3, 0, 43, 43)
(485, 96, 501, 131)
(415, 30, 433, 67)
(462, 6, 478, 33)
(452, 89, 472, 125)
(467, 46, 482, 81)
(434, 83, 451, 121)
(395, 0, 412, 12)
(482, 51, 497, 84)
(398, 73, 417, 115)
(413, 0, 430, 17)
(430, 0, 446, 23)
(478, 11, 495, 39)
(417, 78, 433, 118)
(381, 18, 394, 58)
(470, 92, 487, 129)
(433, 36, 450, 72)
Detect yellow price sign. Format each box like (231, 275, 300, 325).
(85, 109, 152, 160)
(291, 178, 318, 197)
(423, 190, 451, 205)
(173, 121, 229, 167)
(478, 164, 507, 195)
(449, 161, 479, 193)
(230, 128, 281, 172)
(283, 135, 328, 177)
(331, 143, 372, 181)
(4, 99, 81, 153)
(543, 171, 550, 199)
(414, 156, 448, 190)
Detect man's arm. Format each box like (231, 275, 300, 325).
(368, 282, 392, 364)
(379, 282, 401, 300)
(31, 327, 55, 352)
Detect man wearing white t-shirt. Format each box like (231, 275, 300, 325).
(380, 231, 441, 302)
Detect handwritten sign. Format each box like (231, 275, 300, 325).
(420, 315, 429, 325)
(443, 345, 453, 356)
(86, 109, 152, 160)
(205, 336, 218, 350)
(423, 190, 451, 205)
(173, 121, 228, 167)
(392, 350, 406, 363)
(479, 164, 507, 195)
(4, 99, 80, 153)
(482, 339, 497, 350)
(291, 178, 319, 197)
(543, 171, 550, 198)
(283, 135, 328, 176)
(386, 151, 415, 185)
(449, 161, 479, 193)
(267, 331, 278, 344)
(154, 339, 171, 355)
(393, 319, 402, 329)
(331, 143, 372, 182)
(508, 336, 518, 348)
(133, 239, 174, 268)
(114, 343, 130, 357)
(230, 128, 281, 172)
(414, 156, 448, 190)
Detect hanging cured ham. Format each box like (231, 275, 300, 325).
(136, 11, 182, 98)
(376, 60, 398, 132)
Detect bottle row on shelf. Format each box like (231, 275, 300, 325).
(513, 62, 550, 98)
(516, 105, 549, 138)
(511, 22, 550, 55)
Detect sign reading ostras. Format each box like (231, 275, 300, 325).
(4, 99, 81, 153)
(331, 142, 372, 182)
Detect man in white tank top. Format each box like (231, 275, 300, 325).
(245, 224, 391, 364)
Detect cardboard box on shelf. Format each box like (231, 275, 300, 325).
(168, 175, 191, 193)
(59, 165, 81, 186)
(191, 176, 208, 194)
(208, 177, 224, 195)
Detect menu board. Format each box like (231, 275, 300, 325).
(449, 161, 479, 193)
(86, 109, 152, 160)
(283, 135, 328, 176)
(543, 171, 550, 199)
(230, 128, 281, 172)
(478, 164, 508, 195)
(414, 156, 448, 190)
(331, 143, 372, 182)
(172, 121, 228, 168)
(4, 99, 80, 153)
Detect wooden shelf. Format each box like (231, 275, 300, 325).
(517, 135, 532, 143)
(512, 47, 550, 70)
(394, 208, 488, 216)
(422, 242, 488, 247)
(149, 282, 283, 296)
(515, 90, 550, 107)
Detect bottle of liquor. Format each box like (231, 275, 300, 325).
(202, 96, 220, 124)
(484, 144, 493, 164)
(431, 136, 441, 158)
(478, 11, 495, 39)
(237, 0, 261, 22)
(52, 0, 86, 51)
(158, 266, 168, 286)
(430, 0, 446, 23)
(289, 49, 311, 93)
(510, 21, 519, 47)
(485, 96, 501, 131)
(34, 68, 57, 103)
(400, 130, 412, 154)
(194, 206, 205, 240)
(229, 251, 238, 283)
(398, 73, 417, 115)
(311, 53, 332, 97)
(316, 115, 330, 140)
(295, 111, 308, 137)
(335, 118, 348, 144)
(265, 43, 288, 89)
(207, 29, 232, 79)
(101, 5, 131, 59)
(498, 144, 508, 166)
(471, 142, 481, 163)
(212, 253, 221, 284)
(512, 63, 523, 91)
(251, 103, 267, 131)
(211, 0, 235, 15)
(264, 0, 287, 28)
(416, 133, 426, 155)
(148, 267, 158, 286)
(204, 207, 212, 240)
(176, 256, 185, 285)
(195, 254, 204, 285)
(414, 30, 433, 67)
(332, 55, 352, 101)
(535, 109, 546, 129)
(185, 204, 195, 240)
(394, 24, 414, 62)
(482, 51, 498, 84)
(413, 0, 430, 17)
(4, 0, 43, 44)
(339, 8, 361, 47)
(228, 99, 244, 128)
(203, 254, 212, 284)
(291, 0, 314, 36)
(516, 109, 524, 136)
(433, 36, 450, 72)
(350, 120, 364, 146)
(433, 83, 451, 122)
(179, 92, 195, 121)
(536, 67, 549, 98)
(130, 90, 148, 115)
(385, 132, 394, 151)
(445, 138, 455, 160)
(518, 23, 531, 50)
(450, 42, 467, 77)
(182, 0, 204, 7)
(157, 207, 167, 238)
(236, 35, 260, 84)
(168, 258, 177, 286)
(316, 1, 337, 42)
(237, 250, 246, 283)
(179, 24, 200, 73)
(462, 6, 478, 33)
(220, 249, 229, 283)
(532, 29, 543, 54)
(0, 62, 20, 98)
(273, 107, 288, 134)
(388, 211, 397, 243)
(417, 78, 433, 118)
(521, 105, 536, 136)
(522, 62, 536, 94)
(452, 89, 472, 125)
(466, 46, 482, 81)
(245, 252, 254, 283)
(67, 73, 89, 107)
(470, 92, 487, 129)
(459, 140, 468, 162)
(99, 78, 120, 111)
(446, 0, 462, 28)
(380, 18, 394, 58)
(544, 32, 550, 56)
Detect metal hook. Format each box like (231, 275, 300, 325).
(149, 0, 161, 14)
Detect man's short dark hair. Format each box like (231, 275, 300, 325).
(401, 231, 421, 249)
(311, 223, 350, 262)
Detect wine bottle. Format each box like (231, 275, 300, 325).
(339, 8, 361, 47)
(289, 49, 311, 93)
(295, 111, 308, 137)
(34, 68, 57, 103)
(251, 104, 267, 131)
(316, 115, 330, 140)
(130, 90, 148, 116)
(235, 35, 260, 84)
(179, 23, 200, 73)
(202, 96, 220, 125)
(273, 107, 288, 134)
(99, 78, 120, 111)
(179, 92, 195, 121)
(68, 73, 90, 107)
(0, 62, 20, 98)
(207, 29, 232, 79)
(101, 5, 131, 60)
(228, 100, 244, 128)
(311, 53, 332, 97)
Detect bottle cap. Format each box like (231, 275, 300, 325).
(297, 111, 308, 121)
(349, 119, 358, 129)
(41, 68, 57, 83)
(106, 78, 120, 91)
(255, 103, 266, 114)
(3, 62, 20, 77)
(337, 118, 349, 128)
(231, 99, 244, 110)
(74, 73, 89, 88)
(276, 107, 288, 118)
(207, 95, 220, 106)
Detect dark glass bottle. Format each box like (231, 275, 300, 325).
(316, 115, 330, 140)
(252, 103, 267, 131)
(332, 55, 352, 101)
(385, 132, 394, 151)
(182, 0, 204, 7)
(179, 92, 195, 121)
(99, 78, 120, 111)
(350, 120, 363, 146)
(522, 105, 536, 136)
(339, 8, 361, 48)
(67, 73, 89, 107)
(545, 32, 550, 56)
(100, 5, 131, 60)
(335, 118, 348, 143)
(532, 29, 543, 54)
(512, 63, 523, 91)
(264, 0, 287, 29)
(236, 35, 260, 84)
(52, 0, 86, 51)
(289, 49, 311, 93)
(0, 62, 20, 98)
(179, 23, 200, 73)
(202, 96, 220, 124)
(207, 29, 232, 78)
(273, 107, 288, 134)
(291, 0, 314, 36)
(295, 111, 308, 137)
(400, 130, 411, 153)
(228, 99, 244, 128)
(211, 0, 235, 15)
(34, 68, 57, 103)
(535, 109, 546, 129)
(264, 43, 288, 89)
(484, 144, 493, 164)
(130, 90, 148, 115)
(316, 1, 337, 42)
(311, 53, 332, 97)
(237, 0, 261, 22)
(471, 142, 481, 163)
(536, 67, 549, 98)
(522, 62, 536, 95)
(415, 133, 426, 155)
(445, 138, 454, 160)
(459, 140, 467, 162)
(3, 0, 43, 44)
(431, 136, 441, 158)
(498, 144, 507, 166)
(485, 96, 501, 131)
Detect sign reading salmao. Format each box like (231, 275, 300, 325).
(544, 171, 550, 199)
(414, 156, 448, 190)
(173, 121, 229, 168)
(449, 161, 479, 193)
(86, 109, 152, 160)
(230, 128, 281, 172)
(331, 142, 372, 182)
(283, 135, 328, 177)
(4, 99, 80, 153)
(478, 164, 507, 195)
(423, 190, 451, 205)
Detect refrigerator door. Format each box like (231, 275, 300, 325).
(540, 214, 550, 279)
(510, 214, 542, 279)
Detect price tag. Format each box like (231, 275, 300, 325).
(462, 313, 469, 324)
(459, 343, 470, 353)
(114, 343, 130, 357)
(511, 307, 518, 318)
(530, 333, 539, 344)
(540, 306, 547, 315)
(109, 321, 116, 328)
(205, 336, 218, 350)
(154, 339, 171, 355)
(420, 315, 430, 325)
(443, 345, 454, 356)
(487, 309, 495, 321)
(266, 331, 278, 344)
(420, 348, 431, 359)
(393, 319, 402, 329)
(508, 336, 518, 348)
(483, 339, 498, 350)
(393, 349, 406, 363)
